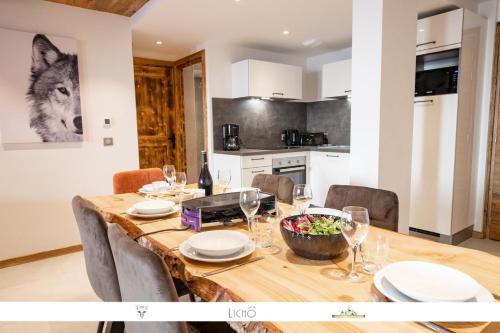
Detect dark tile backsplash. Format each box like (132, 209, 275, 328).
(212, 98, 351, 150)
(306, 99, 351, 146)
(212, 98, 307, 149)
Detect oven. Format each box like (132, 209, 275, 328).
(272, 156, 306, 184)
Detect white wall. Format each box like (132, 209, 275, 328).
(351, 0, 417, 234)
(0, 0, 139, 260)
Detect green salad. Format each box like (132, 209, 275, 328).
(283, 215, 341, 235)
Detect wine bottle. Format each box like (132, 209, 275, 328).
(198, 150, 213, 196)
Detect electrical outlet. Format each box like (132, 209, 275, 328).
(103, 137, 113, 146)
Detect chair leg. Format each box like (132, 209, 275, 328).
(104, 321, 124, 333)
(96, 321, 104, 333)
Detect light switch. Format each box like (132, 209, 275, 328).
(104, 118, 112, 128)
(103, 137, 113, 146)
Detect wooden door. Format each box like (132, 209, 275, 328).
(134, 58, 179, 170)
(485, 24, 500, 240)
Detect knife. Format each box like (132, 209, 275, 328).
(417, 321, 454, 333)
(201, 256, 264, 277)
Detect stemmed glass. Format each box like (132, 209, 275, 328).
(163, 164, 176, 188)
(174, 171, 187, 191)
(217, 169, 232, 193)
(339, 206, 370, 282)
(292, 184, 313, 214)
(239, 188, 261, 234)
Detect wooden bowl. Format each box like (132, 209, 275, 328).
(280, 214, 348, 260)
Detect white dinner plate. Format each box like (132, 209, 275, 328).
(188, 230, 249, 257)
(374, 264, 494, 302)
(139, 188, 168, 195)
(139, 182, 170, 194)
(381, 261, 482, 302)
(305, 207, 342, 217)
(133, 200, 175, 214)
(179, 239, 255, 263)
(126, 206, 179, 219)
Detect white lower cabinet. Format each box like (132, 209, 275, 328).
(241, 166, 273, 187)
(310, 152, 350, 206)
(212, 153, 274, 188)
(213, 151, 350, 203)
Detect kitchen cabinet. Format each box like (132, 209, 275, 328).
(410, 95, 458, 236)
(321, 59, 352, 99)
(241, 166, 273, 187)
(213, 151, 309, 189)
(232, 59, 302, 100)
(416, 9, 463, 54)
(310, 151, 350, 206)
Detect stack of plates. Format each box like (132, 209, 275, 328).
(139, 182, 169, 195)
(374, 261, 494, 302)
(126, 200, 178, 219)
(179, 230, 254, 263)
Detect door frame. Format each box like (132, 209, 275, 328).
(483, 23, 500, 239)
(173, 50, 208, 172)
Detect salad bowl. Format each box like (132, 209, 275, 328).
(280, 214, 348, 260)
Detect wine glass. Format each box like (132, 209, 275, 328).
(340, 206, 370, 282)
(217, 169, 232, 193)
(174, 171, 187, 191)
(239, 188, 261, 234)
(163, 164, 176, 187)
(292, 184, 313, 214)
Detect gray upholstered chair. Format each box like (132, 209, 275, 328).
(324, 185, 399, 231)
(107, 223, 189, 333)
(72, 196, 123, 333)
(251, 174, 295, 204)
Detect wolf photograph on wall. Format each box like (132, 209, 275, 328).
(0, 28, 82, 143)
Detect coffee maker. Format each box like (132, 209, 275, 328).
(281, 129, 300, 146)
(222, 124, 241, 151)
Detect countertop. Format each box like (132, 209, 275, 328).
(214, 146, 350, 156)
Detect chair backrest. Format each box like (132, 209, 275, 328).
(107, 223, 189, 333)
(113, 168, 164, 194)
(324, 185, 399, 231)
(71, 196, 121, 302)
(251, 174, 295, 204)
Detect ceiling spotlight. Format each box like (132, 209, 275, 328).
(302, 38, 323, 47)
(418, 29, 425, 32)
(156, 41, 162, 45)
(283, 30, 290, 35)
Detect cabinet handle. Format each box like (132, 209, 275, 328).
(251, 157, 265, 161)
(344, 90, 352, 93)
(251, 170, 265, 174)
(326, 154, 340, 158)
(272, 92, 284, 96)
(416, 41, 436, 47)
(414, 99, 433, 104)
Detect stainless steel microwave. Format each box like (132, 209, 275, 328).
(415, 66, 458, 97)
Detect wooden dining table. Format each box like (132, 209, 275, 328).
(85, 191, 500, 333)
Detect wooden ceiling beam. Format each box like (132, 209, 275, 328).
(45, 0, 149, 17)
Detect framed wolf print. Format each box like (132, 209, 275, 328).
(0, 28, 82, 143)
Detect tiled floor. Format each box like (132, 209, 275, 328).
(458, 237, 500, 257)
(0, 236, 498, 332)
(0, 251, 99, 333)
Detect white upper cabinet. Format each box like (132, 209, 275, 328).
(321, 59, 352, 99)
(416, 9, 463, 54)
(232, 59, 302, 100)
